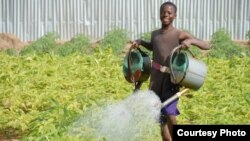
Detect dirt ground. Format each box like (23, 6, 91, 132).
(234, 40, 250, 47)
(0, 130, 19, 141)
(0, 33, 29, 51)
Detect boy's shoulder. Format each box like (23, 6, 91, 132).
(152, 29, 161, 33)
(151, 29, 161, 36)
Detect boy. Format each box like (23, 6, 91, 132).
(132, 1, 210, 141)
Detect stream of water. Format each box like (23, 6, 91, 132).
(68, 90, 162, 141)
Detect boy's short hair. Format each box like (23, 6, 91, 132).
(160, 1, 177, 13)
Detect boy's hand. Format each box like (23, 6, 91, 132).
(181, 39, 192, 49)
(131, 39, 141, 49)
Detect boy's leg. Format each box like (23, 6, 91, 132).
(168, 115, 177, 137)
(160, 99, 179, 141)
(161, 115, 176, 141)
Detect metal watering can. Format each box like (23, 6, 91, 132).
(169, 45, 207, 91)
(161, 45, 207, 108)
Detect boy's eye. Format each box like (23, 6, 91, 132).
(161, 11, 172, 15)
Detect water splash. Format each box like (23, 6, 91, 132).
(68, 90, 162, 141)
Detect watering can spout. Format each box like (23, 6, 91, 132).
(161, 88, 189, 109)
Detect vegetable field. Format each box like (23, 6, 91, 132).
(0, 29, 250, 140)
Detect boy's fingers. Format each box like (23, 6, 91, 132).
(132, 44, 138, 49)
(130, 41, 140, 49)
(181, 44, 189, 49)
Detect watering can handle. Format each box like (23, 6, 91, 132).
(169, 45, 197, 83)
(172, 45, 196, 58)
(169, 45, 181, 84)
(186, 48, 196, 58)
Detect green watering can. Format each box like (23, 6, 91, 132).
(122, 46, 151, 84)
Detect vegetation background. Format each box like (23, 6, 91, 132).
(0, 28, 250, 140)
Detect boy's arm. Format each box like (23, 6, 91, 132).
(135, 39, 153, 51)
(179, 31, 211, 50)
(132, 32, 153, 51)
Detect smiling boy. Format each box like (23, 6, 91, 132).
(132, 1, 210, 141)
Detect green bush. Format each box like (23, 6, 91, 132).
(100, 28, 129, 55)
(4, 48, 19, 56)
(208, 28, 243, 59)
(55, 34, 91, 56)
(19, 32, 58, 56)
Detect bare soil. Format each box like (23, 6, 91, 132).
(0, 33, 29, 51)
(234, 40, 250, 48)
(0, 129, 20, 141)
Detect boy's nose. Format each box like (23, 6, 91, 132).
(163, 12, 169, 17)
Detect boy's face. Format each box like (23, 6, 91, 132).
(160, 4, 176, 26)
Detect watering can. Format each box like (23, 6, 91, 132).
(161, 45, 207, 108)
(169, 45, 207, 90)
(122, 46, 151, 85)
